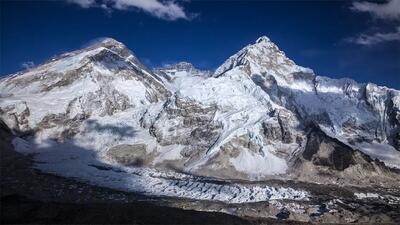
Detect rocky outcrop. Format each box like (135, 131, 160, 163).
(106, 144, 150, 166)
(149, 94, 221, 159)
(193, 133, 264, 180)
(387, 95, 400, 150)
(292, 124, 399, 187)
(0, 102, 31, 135)
(302, 124, 355, 171)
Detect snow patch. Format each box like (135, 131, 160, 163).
(354, 192, 379, 199)
(230, 148, 288, 179)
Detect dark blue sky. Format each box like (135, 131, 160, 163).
(1, 0, 399, 89)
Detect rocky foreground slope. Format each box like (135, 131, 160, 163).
(1, 37, 400, 221)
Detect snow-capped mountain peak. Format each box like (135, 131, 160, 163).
(99, 37, 122, 45)
(255, 35, 271, 43)
(215, 36, 313, 78)
(88, 37, 156, 74)
(254, 35, 279, 50)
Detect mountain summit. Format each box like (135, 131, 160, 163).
(215, 36, 313, 78)
(1, 36, 399, 203)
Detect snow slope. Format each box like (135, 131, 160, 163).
(1, 36, 399, 201)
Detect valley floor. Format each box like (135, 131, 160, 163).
(0, 136, 255, 225)
(1, 135, 309, 225)
(1, 133, 399, 224)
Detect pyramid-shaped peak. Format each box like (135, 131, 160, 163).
(215, 35, 313, 77)
(80, 37, 128, 52)
(256, 36, 271, 43)
(96, 37, 126, 48)
(100, 37, 122, 44)
(252, 36, 279, 50)
(88, 37, 141, 61)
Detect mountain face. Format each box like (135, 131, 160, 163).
(1, 37, 400, 197)
(0, 38, 170, 137)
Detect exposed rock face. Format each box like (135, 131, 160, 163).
(193, 133, 265, 180)
(155, 62, 200, 74)
(149, 94, 221, 161)
(37, 113, 87, 141)
(302, 124, 355, 171)
(1, 36, 399, 188)
(387, 95, 400, 149)
(0, 102, 31, 134)
(290, 124, 400, 187)
(106, 144, 149, 166)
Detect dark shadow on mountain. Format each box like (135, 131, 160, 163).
(251, 74, 270, 93)
(85, 119, 137, 139)
(1, 119, 251, 224)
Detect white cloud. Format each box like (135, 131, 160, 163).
(351, 0, 400, 21)
(21, 61, 35, 69)
(110, 0, 188, 20)
(348, 0, 400, 45)
(67, 0, 96, 8)
(346, 26, 400, 45)
(67, 0, 190, 21)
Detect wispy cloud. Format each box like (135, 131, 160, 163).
(347, 0, 400, 45)
(67, 0, 191, 21)
(67, 0, 96, 8)
(112, 0, 188, 20)
(21, 61, 34, 69)
(350, 0, 400, 21)
(346, 26, 400, 45)
(82, 37, 112, 48)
